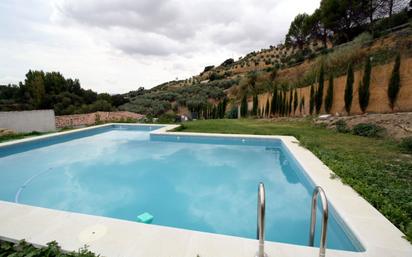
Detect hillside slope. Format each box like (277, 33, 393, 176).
(121, 24, 412, 119)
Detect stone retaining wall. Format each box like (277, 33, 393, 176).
(55, 111, 144, 128)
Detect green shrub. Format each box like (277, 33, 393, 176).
(316, 32, 372, 76)
(352, 123, 385, 137)
(158, 112, 177, 124)
(0, 131, 43, 143)
(0, 240, 98, 257)
(400, 137, 412, 153)
(226, 106, 238, 119)
(371, 10, 410, 37)
(335, 120, 350, 133)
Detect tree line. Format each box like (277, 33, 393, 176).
(239, 54, 402, 117)
(0, 70, 128, 115)
(286, 0, 410, 48)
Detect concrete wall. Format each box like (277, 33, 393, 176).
(0, 110, 56, 133)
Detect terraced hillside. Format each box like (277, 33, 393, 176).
(120, 23, 412, 120)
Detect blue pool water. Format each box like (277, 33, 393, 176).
(0, 125, 363, 251)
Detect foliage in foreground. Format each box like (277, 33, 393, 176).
(0, 240, 98, 257)
(178, 119, 412, 242)
(400, 137, 412, 153)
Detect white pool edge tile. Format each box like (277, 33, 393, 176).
(0, 123, 411, 257)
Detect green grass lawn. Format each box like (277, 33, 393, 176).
(0, 131, 46, 143)
(177, 118, 412, 242)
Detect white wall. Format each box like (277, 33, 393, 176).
(0, 110, 56, 133)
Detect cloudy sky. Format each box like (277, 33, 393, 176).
(0, 0, 320, 93)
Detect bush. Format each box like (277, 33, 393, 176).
(371, 10, 410, 37)
(335, 120, 350, 133)
(226, 106, 238, 119)
(352, 123, 385, 137)
(203, 65, 214, 72)
(316, 32, 372, 76)
(0, 240, 98, 257)
(157, 112, 178, 124)
(400, 137, 412, 153)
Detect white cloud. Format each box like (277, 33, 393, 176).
(0, 0, 320, 93)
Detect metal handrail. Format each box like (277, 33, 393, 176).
(256, 182, 267, 257)
(308, 186, 329, 257)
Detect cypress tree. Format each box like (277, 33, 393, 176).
(219, 101, 224, 118)
(277, 91, 282, 114)
(271, 86, 278, 115)
(300, 96, 305, 115)
(252, 94, 258, 116)
(265, 98, 270, 117)
(240, 95, 248, 117)
(344, 63, 354, 115)
(325, 74, 334, 114)
(293, 90, 298, 114)
(221, 101, 225, 118)
(278, 91, 283, 116)
(359, 57, 371, 113)
(222, 97, 228, 117)
(289, 90, 293, 115)
(388, 54, 401, 111)
(309, 85, 315, 115)
(213, 105, 216, 119)
(315, 65, 324, 114)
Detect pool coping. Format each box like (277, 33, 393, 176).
(0, 123, 411, 257)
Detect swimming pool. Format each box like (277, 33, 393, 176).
(0, 124, 363, 252)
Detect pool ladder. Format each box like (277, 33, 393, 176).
(255, 184, 329, 257)
(256, 183, 266, 257)
(309, 186, 329, 257)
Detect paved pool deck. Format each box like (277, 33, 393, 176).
(0, 123, 411, 257)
